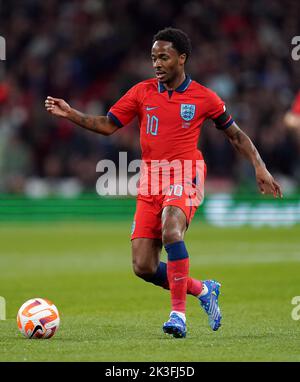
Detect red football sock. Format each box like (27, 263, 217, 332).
(162, 276, 203, 297)
(187, 277, 203, 296)
(167, 258, 189, 313)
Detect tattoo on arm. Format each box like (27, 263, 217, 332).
(73, 113, 111, 134)
(79, 114, 99, 132)
(66, 106, 117, 135)
(229, 129, 265, 169)
(232, 130, 243, 144)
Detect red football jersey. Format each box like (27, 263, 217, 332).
(108, 76, 233, 194)
(108, 76, 232, 163)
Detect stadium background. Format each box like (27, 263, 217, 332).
(0, 0, 299, 362)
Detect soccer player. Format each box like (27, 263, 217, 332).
(45, 27, 282, 338)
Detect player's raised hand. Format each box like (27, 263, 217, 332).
(45, 96, 71, 118)
(255, 166, 283, 198)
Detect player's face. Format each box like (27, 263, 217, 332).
(151, 41, 186, 85)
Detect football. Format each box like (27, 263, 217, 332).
(17, 298, 60, 339)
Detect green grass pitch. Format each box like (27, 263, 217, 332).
(0, 221, 299, 361)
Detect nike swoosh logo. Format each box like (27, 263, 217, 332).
(146, 106, 159, 111)
(30, 324, 43, 338)
(165, 197, 181, 202)
(174, 276, 186, 282)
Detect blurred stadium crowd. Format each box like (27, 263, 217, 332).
(0, 0, 300, 196)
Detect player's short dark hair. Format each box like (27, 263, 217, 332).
(152, 27, 192, 61)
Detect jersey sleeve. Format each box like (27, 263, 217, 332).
(107, 84, 140, 128)
(205, 89, 234, 130)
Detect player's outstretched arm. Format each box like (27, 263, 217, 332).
(44, 96, 119, 136)
(224, 122, 283, 198)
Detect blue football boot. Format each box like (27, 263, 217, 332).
(199, 280, 222, 331)
(163, 312, 187, 338)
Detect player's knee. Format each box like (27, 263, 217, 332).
(132, 260, 156, 280)
(162, 226, 183, 246)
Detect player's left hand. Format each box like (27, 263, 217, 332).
(255, 166, 283, 198)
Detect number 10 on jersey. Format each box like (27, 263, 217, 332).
(146, 114, 159, 136)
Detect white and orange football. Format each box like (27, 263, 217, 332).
(17, 298, 60, 339)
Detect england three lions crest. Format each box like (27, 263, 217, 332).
(180, 104, 196, 121)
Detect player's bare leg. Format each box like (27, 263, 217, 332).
(131, 238, 165, 285)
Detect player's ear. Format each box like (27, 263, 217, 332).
(179, 53, 187, 65)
